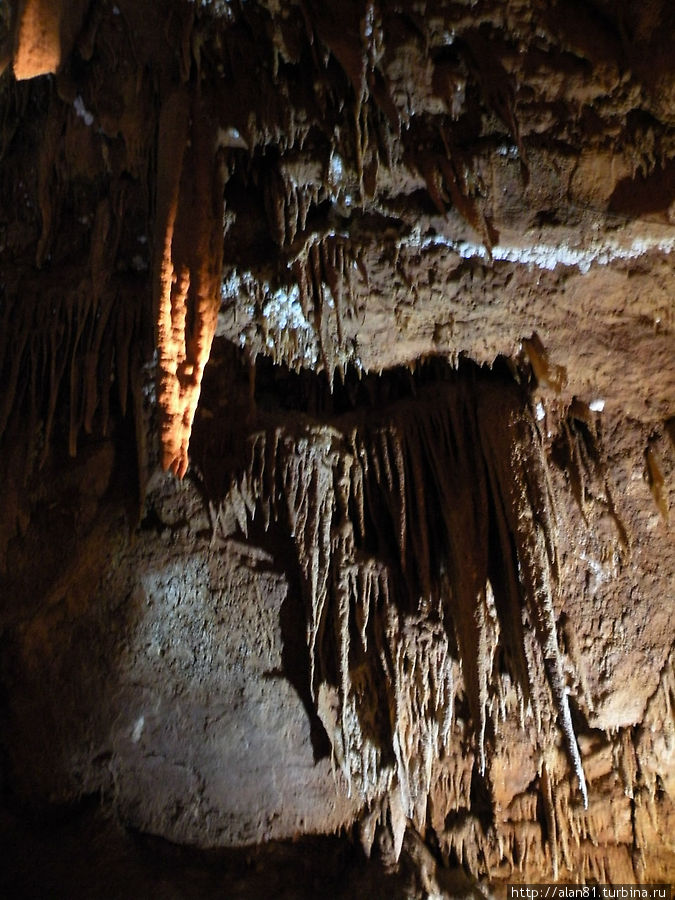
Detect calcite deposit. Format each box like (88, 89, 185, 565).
(0, 0, 673, 895)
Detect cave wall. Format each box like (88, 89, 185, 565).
(0, 0, 673, 893)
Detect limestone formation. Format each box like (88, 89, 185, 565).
(0, 0, 673, 894)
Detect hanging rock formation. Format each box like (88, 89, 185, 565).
(0, 0, 673, 894)
(208, 363, 589, 829)
(153, 83, 226, 476)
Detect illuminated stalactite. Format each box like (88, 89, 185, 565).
(4, 2, 228, 481)
(9, 0, 88, 80)
(153, 86, 226, 478)
(12, 0, 62, 79)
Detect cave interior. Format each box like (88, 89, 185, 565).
(0, 0, 674, 896)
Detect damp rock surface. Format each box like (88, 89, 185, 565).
(0, 0, 673, 893)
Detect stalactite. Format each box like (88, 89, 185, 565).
(551, 399, 630, 553)
(522, 335, 567, 394)
(0, 269, 145, 457)
(2, 0, 670, 882)
(0, 262, 151, 572)
(12, 0, 61, 80)
(276, 233, 362, 378)
(439, 131, 499, 252)
(413, 148, 496, 253)
(616, 728, 638, 799)
(152, 83, 227, 478)
(206, 364, 591, 862)
(462, 30, 527, 174)
(475, 383, 588, 809)
(645, 444, 668, 521)
(540, 760, 559, 879)
(298, 0, 397, 197)
(633, 651, 674, 810)
(445, 814, 489, 876)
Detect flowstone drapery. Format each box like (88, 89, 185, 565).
(204, 362, 589, 858)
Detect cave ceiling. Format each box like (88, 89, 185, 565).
(0, 0, 674, 892)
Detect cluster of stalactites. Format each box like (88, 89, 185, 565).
(2, 0, 225, 483)
(2, 0, 521, 479)
(248, 233, 365, 379)
(220, 374, 588, 855)
(228, 421, 456, 828)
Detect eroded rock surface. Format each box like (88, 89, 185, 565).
(0, 0, 673, 894)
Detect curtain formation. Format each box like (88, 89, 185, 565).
(203, 363, 590, 868)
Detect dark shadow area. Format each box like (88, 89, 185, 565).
(244, 512, 333, 763)
(0, 798, 416, 900)
(609, 158, 675, 222)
